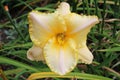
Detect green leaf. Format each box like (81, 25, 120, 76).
(27, 72, 112, 80)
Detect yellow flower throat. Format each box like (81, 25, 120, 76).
(56, 33, 66, 45)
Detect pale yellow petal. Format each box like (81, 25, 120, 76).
(65, 13, 99, 51)
(64, 13, 98, 64)
(44, 37, 78, 75)
(78, 46, 93, 64)
(64, 13, 99, 34)
(27, 45, 44, 61)
(55, 2, 70, 15)
(70, 30, 93, 64)
(71, 26, 91, 48)
(28, 11, 66, 47)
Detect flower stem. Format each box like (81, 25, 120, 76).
(1, 3, 26, 42)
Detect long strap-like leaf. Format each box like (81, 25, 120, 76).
(27, 72, 112, 80)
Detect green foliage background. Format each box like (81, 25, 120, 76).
(0, 0, 120, 80)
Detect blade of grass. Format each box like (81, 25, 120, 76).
(0, 56, 38, 72)
(94, 0, 100, 33)
(94, 0, 102, 47)
(17, 0, 33, 10)
(113, 0, 118, 38)
(35, 7, 55, 11)
(98, 47, 120, 52)
(4, 68, 25, 75)
(85, 0, 90, 14)
(77, 8, 114, 14)
(72, 0, 78, 12)
(14, 69, 27, 79)
(98, 0, 119, 5)
(93, 61, 120, 78)
(0, 42, 32, 52)
(82, 0, 85, 14)
(119, 0, 120, 15)
(101, 0, 106, 34)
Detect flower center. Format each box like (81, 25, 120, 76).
(56, 33, 66, 45)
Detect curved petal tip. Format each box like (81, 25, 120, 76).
(78, 46, 93, 64)
(27, 45, 44, 61)
(55, 2, 70, 15)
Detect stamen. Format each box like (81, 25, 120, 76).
(56, 33, 65, 45)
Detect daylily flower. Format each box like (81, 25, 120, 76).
(27, 2, 99, 75)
